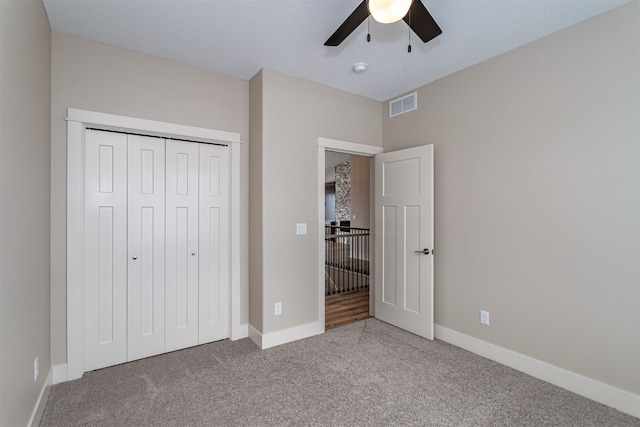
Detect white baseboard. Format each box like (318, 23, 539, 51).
(435, 325, 640, 418)
(52, 363, 68, 384)
(249, 321, 322, 350)
(248, 324, 263, 348)
(28, 367, 52, 426)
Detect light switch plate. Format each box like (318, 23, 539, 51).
(296, 223, 307, 235)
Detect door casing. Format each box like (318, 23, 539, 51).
(316, 138, 382, 332)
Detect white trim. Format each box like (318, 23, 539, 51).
(249, 322, 320, 350)
(52, 364, 68, 385)
(66, 108, 242, 381)
(248, 325, 263, 349)
(229, 142, 242, 341)
(237, 323, 249, 339)
(67, 119, 84, 381)
(317, 146, 326, 335)
(317, 137, 382, 341)
(260, 322, 321, 350)
(435, 325, 640, 418)
(28, 368, 52, 427)
(67, 108, 240, 143)
(318, 137, 383, 156)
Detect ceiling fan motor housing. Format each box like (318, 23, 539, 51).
(368, 0, 413, 24)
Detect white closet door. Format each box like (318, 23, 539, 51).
(127, 135, 166, 361)
(165, 140, 200, 351)
(198, 144, 230, 343)
(84, 130, 128, 371)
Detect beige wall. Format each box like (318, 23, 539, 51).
(3, 3, 633, 421)
(382, 3, 639, 395)
(350, 155, 371, 229)
(0, 0, 52, 425)
(50, 33, 250, 366)
(250, 69, 381, 334)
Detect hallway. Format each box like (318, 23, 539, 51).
(325, 288, 370, 330)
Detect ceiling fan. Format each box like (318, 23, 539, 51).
(324, 0, 442, 47)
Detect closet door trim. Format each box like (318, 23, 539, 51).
(66, 108, 242, 382)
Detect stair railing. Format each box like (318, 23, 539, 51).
(324, 225, 369, 296)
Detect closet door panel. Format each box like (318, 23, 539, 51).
(127, 135, 166, 361)
(84, 130, 128, 371)
(199, 144, 230, 343)
(165, 140, 199, 351)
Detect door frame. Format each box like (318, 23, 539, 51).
(66, 108, 242, 381)
(316, 138, 382, 332)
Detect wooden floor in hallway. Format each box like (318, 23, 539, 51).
(325, 288, 370, 330)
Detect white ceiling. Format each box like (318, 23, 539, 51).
(42, 0, 629, 102)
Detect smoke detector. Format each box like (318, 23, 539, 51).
(353, 62, 368, 73)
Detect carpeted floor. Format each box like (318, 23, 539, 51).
(41, 319, 639, 426)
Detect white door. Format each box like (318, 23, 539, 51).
(198, 143, 230, 343)
(83, 131, 230, 371)
(84, 130, 128, 371)
(127, 135, 166, 361)
(374, 145, 434, 339)
(165, 139, 200, 352)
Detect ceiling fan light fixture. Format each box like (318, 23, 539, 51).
(368, 0, 412, 24)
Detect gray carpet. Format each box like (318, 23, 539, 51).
(41, 319, 639, 426)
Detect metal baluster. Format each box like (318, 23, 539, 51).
(332, 237, 335, 294)
(341, 234, 343, 293)
(356, 232, 360, 291)
(340, 234, 343, 293)
(359, 231, 362, 290)
(366, 232, 369, 288)
(336, 234, 340, 294)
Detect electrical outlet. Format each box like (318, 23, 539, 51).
(275, 302, 282, 316)
(480, 310, 490, 326)
(34, 357, 39, 382)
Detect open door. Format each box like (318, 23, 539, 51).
(374, 145, 434, 339)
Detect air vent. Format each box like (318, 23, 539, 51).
(389, 92, 417, 117)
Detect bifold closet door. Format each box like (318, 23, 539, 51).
(165, 140, 200, 352)
(85, 130, 166, 369)
(84, 130, 128, 371)
(84, 131, 231, 371)
(127, 135, 166, 361)
(198, 143, 230, 343)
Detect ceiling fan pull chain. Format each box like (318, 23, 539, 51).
(408, 10, 412, 52)
(367, 17, 371, 42)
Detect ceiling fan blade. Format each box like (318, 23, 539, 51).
(324, 1, 370, 46)
(404, 0, 442, 43)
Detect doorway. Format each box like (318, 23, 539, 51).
(317, 139, 434, 340)
(324, 151, 371, 329)
(316, 138, 382, 332)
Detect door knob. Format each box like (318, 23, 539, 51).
(131, 256, 138, 260)
(414, 248, 430, 255)
(191, 251, 197, 256)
